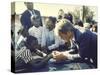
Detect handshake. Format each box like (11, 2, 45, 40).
(41, 46, 73, 61)
(51, 51, 69, 61)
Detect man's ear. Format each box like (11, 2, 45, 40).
(67, 31, 73, 39)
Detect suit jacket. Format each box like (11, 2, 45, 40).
(20, 9, 42, 30)
(74, 28, 97, 61)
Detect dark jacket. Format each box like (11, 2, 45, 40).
(20, 9, 42, 30)
(74, 28, 97, 67)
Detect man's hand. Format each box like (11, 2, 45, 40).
(52, 51, 67, 61)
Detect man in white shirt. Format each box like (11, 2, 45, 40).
(41, 17, 65, 52)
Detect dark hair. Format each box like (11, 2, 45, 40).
(77, 20, 83, 27)
(25, 36, 38, 50)
(66, 13, 73, 24)
(48, 16, 56, 25)
(57, 19, 74, 34)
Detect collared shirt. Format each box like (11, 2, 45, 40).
(28, 9, 37, 17)
(41, 27, 65, 50)
(28, 9, 37, 22)
(41, 28, 55, 47)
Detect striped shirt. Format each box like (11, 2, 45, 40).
(15, 46, 33, 64)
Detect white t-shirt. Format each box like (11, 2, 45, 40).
(28, 26, 43, 45)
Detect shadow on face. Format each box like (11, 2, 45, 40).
(45, 18, 55, 31)
(59, 31, 73, 43)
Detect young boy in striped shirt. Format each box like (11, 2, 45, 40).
(15, 35, 53, 72)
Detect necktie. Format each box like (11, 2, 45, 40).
(31, 10, 37, 18)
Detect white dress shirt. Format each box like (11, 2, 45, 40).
(41, 27, 65, 50)
(41, 27, 55, 47)
(28, 9, 37, 21)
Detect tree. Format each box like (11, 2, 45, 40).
(82, 6, 94, 23)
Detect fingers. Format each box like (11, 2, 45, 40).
(52, 51, 63, 61)
(52, 51, 57, 59)
(52, 51, 68, 61)
(52, 51, 60, 57)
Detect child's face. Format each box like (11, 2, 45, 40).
(31, 16, 41, 27)
(45, 18, 55, 31)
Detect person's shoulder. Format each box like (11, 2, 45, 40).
(39, 26, 43, 30)
(34, 9, 40, 12)
(75, 26, 86, 33)
(34, 9, 40, 15)
(28, 26, 35, 31)
(80, 30, 97, 41)
(21, 10, 30, 15)
(83, 30, 96, 36)
(74, 28, 90, 41)
(75, 27, 93, 36)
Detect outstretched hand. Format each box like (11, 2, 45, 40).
(52, 51, 68, 61)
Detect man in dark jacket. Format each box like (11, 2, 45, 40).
(53, 19, 97, 68)
(20, 2, 42, 30)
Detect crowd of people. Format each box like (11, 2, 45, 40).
(11, 2, 97, 72)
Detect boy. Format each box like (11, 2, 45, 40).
(15, 35, 53, 72)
